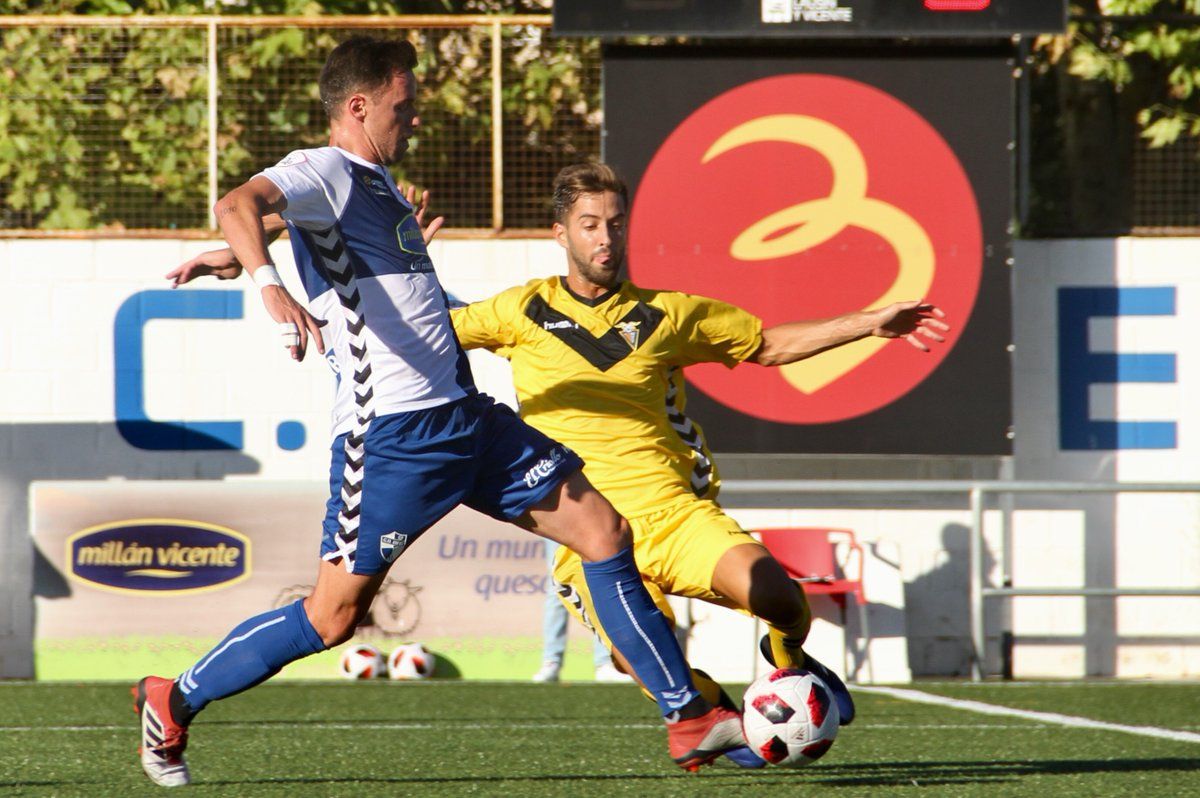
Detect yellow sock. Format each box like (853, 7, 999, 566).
(767, 628, 807, 668)
(690, 668, 727, 708)
(638, 666, 725, 708)
(767, 580, 813, 668)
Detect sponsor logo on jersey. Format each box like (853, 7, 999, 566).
(543, 320, 577, 331)
(399, 226, 424, 248)
(380, 531, 410, 563)
(395, 213, 425, 255)
(523, 448, 565, 489)
(66, 520, 251, 596)
(394, 213, 436, 273)
(615, 320, 641, 349)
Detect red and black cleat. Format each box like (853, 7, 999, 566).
(132, 676, 191, 787)
(667, 705, 748, 772)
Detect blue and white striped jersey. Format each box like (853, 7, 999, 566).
(260, 147, 475, 437)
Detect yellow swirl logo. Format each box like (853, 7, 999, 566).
(704, 114, 934, 394)
(630, 74, 981, 424)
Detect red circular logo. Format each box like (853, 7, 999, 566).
(629, 75, 981, 423)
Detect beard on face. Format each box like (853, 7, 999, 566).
(382, 134, 408, 165)
(571, 244, 623, 289)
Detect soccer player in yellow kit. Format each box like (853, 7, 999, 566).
(450, 162, 948, 747)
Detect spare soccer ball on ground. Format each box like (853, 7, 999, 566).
(338, 644, 385, 680)
(742, 667, 840, 767)
(388, 642, 436, 680)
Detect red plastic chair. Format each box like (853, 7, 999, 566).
(758, 528, 873, 682)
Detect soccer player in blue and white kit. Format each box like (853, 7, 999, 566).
(132, 37, 748, 787)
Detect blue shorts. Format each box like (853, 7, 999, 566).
(320, 393, 583, 575)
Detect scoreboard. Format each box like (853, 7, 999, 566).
(553, 0, 1067, 39)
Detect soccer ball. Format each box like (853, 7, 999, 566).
(387, 642, 436, 680)
(338, 644, 385, 680)
(741, 667, 840, 767)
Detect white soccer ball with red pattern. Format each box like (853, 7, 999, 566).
(338, 644, 386, 680)
(742, 667, 840, 767)
(387, 642, 436, 680)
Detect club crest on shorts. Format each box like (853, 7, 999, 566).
(615, 320, 641, 349)
(380, 531, 409, 563)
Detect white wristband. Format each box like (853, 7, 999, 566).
(251, 265, 283, 290)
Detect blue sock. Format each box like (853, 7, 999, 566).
(177, 599, 326, 714)
(582, 546, 700, 716)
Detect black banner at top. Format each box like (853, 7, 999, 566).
(554, 0, 1067, 39)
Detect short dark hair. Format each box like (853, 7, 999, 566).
(552, 162, 629, 223)
(319, 36, 418, 119)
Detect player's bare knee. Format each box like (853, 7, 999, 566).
(577, 514, 631, 562)
(304, 599, 366, 647)
(614, 515, 633, 550)
(314, 613, 361, 647)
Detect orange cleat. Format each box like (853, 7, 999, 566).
(667, 705, 747, 771)
(132, 676, 190, 787)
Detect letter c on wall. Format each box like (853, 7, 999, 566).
(114, 290, 244, 450)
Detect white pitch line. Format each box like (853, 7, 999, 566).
(3, 714, 1196, 738)
(857, 685, 1200, 745)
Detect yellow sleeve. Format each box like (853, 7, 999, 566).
(449, 285, 524, 355)
(666, 292, 764, 367)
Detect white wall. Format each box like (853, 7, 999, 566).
(1012, 238, 1200, 678)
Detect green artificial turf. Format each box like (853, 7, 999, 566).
(0, 680, 1197, 797)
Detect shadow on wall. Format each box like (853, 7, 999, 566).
(1, 422, 261, 678)
(903, 522, 994, 677)
(2, 423, 261, 486)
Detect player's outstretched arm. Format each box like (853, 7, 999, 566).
(166, 249, 243, 287)
(166, 215, 288, 287)
(214, 179, 324, 361)
(752, 300, 948, 366)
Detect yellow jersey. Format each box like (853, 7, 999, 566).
(451, 276, 763, 518)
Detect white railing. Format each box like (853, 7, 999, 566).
(721, 479, 1200, 680)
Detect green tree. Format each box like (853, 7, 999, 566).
(0, 1, 597, 230)
(1039, 1, 1200, 146)
(1025, 1, 1200, 234)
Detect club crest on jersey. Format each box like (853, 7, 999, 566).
(360, 172, 392, 197)
(615, 321, 641, 349)
(380, 531, 409, 563)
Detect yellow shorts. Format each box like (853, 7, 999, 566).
(551, 497, 761, 649)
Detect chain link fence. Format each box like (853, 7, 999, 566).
(7, 14, 1199, 238)
(0, 15, 600, 235)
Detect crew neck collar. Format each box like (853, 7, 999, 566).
(334, 146, 389, 174)
(560, 275, 622, 307)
